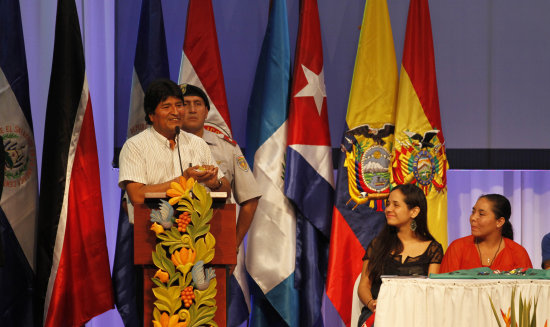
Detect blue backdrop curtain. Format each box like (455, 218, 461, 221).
(16, 1, 550, 326)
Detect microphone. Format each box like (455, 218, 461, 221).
(175, 126, 184, 176)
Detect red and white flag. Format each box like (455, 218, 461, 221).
(178, 0, 232, 137)
(35, 0, 113, 326)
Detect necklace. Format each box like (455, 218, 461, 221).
(476, 236, 502, 266)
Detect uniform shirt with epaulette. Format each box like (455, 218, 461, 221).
(202, 129, 261, 205)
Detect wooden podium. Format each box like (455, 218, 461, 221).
(134, 196, 236, 327)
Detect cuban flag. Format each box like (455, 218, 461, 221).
(284, 0, 334, 326)
(244, 0, 298, 325)
(113, 0, 170, 325)
(178, 0, 233, 137)
(0, 0, 38, 325)
(34, 0, 114, 326)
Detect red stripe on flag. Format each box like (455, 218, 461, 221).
(45, 96, 113, 327)
(184, 0, 231, 131)
(401, 0, 444, 141)
(326, 207, 365, 327)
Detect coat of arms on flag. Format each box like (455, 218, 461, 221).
(392, 129, 447, 194)
(343, 123, 394, 211)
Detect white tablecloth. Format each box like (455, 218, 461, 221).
(375, 278, 550, 327)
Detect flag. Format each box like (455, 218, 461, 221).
(177, 3, 248, 324)
(112, 199, 140, 327)
(244, 0, 297, 325)
(34, 0, 114, 326)
(390, 0, 448, 248)
(325, 0, 398, 325)
(0, 0, 38, 325)
(126, 0, 170, 138)
(178, 0, 232, 137)
(113, 0, 169, 325)
(284, 0, 333, 326)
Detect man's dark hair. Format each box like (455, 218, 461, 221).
(144, 79, 184, 125)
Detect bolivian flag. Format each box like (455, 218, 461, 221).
(391, 0, 449, 248)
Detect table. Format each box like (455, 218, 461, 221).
(375, 278, 550, 326)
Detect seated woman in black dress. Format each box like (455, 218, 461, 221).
(357, 184, 444, 327)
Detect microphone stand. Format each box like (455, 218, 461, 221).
(175, 126, 184, 176)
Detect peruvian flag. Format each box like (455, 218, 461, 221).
(35, 0, 113, 326)
(284, 0, 334, 325)
(178, 0, 232, 137)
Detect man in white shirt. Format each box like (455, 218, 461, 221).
(118, 79, 230, 208)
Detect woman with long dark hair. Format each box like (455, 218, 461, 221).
(440, 194, 532, 273)
(357, 184, 443, 326)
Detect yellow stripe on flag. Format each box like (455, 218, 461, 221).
(391, 0, 449, 249)
(346, 0, 397, 130)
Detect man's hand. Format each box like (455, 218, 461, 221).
(185, 165, 218, 187)
(183, 166, 231, 195)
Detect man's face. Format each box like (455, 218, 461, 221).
(148, 96, 184, 139)
(181, 95, 208, 135)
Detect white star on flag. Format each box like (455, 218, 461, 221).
(294, 64, 326, 115)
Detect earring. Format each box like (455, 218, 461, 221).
(410, 219, 417, 232)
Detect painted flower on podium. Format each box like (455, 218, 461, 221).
(150, 180, 217, 327)
(152, 312, 187, 327)
(166, 176, 195, 205)
(150, 222, 165, 235)
(153, 269, 169, 283)
(171, 247, 196, 274)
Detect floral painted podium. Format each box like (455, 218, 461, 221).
(134, 178, 236, 327)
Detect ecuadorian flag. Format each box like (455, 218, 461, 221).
(325, 0, 398, 325)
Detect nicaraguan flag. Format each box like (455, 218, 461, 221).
(284, 0, 334, 326)
(126, 0, 170, 138)
(0, 0, 38, 325)
(34, 0, 113, 325)
(244, 0, 298, 325)
(113, 0, 170, 325)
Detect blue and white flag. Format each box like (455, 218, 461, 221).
(126, 0, 170, 138)
(113, 0, 170, 325)
(244, 0, 298, 325)
(0, 0, 38, 325)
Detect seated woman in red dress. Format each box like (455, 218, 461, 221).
(440, 194, 532, 273)
(357, 184, 443, 327)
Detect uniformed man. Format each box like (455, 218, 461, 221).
(179, 83, 261, 249)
